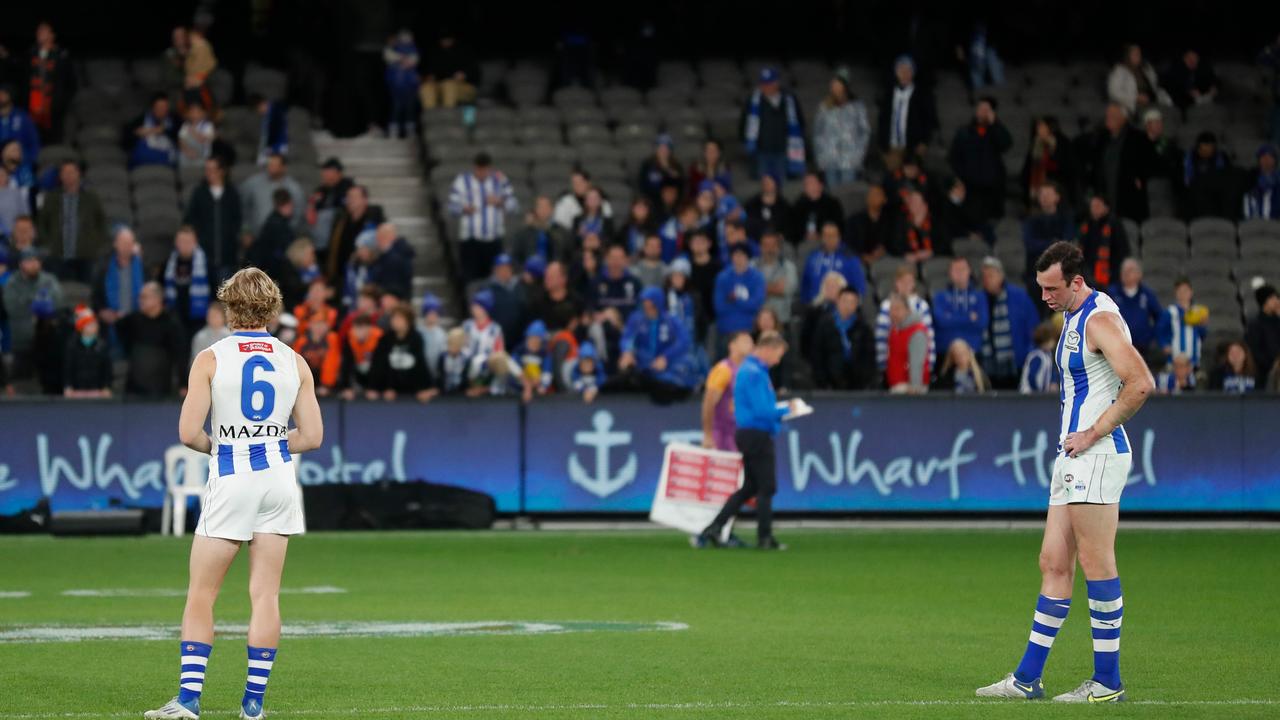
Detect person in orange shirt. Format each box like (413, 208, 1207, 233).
(338, 314, 383, 399)
(293, 311, 341, 395)
(293, 278, 337, 337)
(701, 331, 755, 451)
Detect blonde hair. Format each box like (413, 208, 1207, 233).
(217, 267, 284, 329)
(286, 237, 315, 267)
(941, 339, 989, 392)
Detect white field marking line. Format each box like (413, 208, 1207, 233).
(0, 620, 690, 643)
(59, 586, 346, 597)
(0, 591, 31, 599)
(0, 699, 1278, 718)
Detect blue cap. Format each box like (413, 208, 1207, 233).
(697, 179, 717, 194)
(17, 246, 40, 263)
(894, 54, 916, 73)
(1258, 143, 1277, 160)
(666, 256, 691, 277)
(525, 319, 547, 339)
(471, 289, 495, 312)
(717, 195, 741, 217)
(759, 67, 779, 83)
(493, 253, 512, 267)
(355, 228, 377, 250)
(577, 341, 598, 360)
(524, 254, 547, 278)
(655, 132, 674, 148)
(420, 292, 441, 314)
(640, 286, 664, 308)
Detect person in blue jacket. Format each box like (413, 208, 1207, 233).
(933, 256, 989, 369)
(800, 221, 866, 303)
(1108, 258, 1162, 357)
(713, 243, 766, 350)
(616, 286, 697, 402)
(979, 256, 1040, 389)
(696, 330, 793, 551)
(0, 85, 40, 168)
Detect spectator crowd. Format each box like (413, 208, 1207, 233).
(4, 20, 1280, 401)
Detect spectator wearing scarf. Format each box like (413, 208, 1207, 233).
(343, 229, 378, 311)
(933, 257, 989, 369)
(1244, 145, 1280, 219)
(813, 286, 876, 389)
(1077, 194, 1131, 288)
(979, 257, 1039, 390)
(743, 67, 806, 181)
(162, 228, 210, 334)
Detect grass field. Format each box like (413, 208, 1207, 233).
(1, 528, 1278, 719)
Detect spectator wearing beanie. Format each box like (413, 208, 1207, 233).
(4, 247, 63, 378)
(742, 67, 806, 183)
(979, 257, 1039, 390)
(517, 320, 554, 401)
(463, 288, 505, 371)
(343, 229, 379, 311)
(1247, 284, 1280, 385)
(417, 293, 448, 371)
(569, 340, 605, 402)
(63, 305, 112, 398)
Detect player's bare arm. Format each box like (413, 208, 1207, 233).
(289, 353, 324, 454)
(1063, 312, 1154, 458)
(178, 350, 216, 454)
(701, 384, 724, 448)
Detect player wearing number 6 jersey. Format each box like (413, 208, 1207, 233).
(976, 242, 1153, 704)
(145, 268, 323, 720)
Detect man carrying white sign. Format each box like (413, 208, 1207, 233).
(694, 331, 808, 550)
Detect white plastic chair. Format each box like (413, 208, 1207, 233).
(162, 446, 209, 537)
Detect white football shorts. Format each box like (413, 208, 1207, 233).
(1049, 453, 1132, 506)
(196, 463, 306, 541)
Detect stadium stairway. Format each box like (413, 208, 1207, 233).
(310, 132, 461, 322)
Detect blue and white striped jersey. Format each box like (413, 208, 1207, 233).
(1056, 291, 1131, 456)
(448, 171, 518, 241)
(208, 332, 301, 477)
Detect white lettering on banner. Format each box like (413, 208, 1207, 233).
(37, 434, 164, 501)
(0, 464, 14, 492)
(297, 431, 407, 485)
(994, 429, 1157, 489)
(787, 430, 976, 500)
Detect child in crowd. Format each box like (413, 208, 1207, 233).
(339, 314, 383, 400)
(1019, 322, 1060, 394)
(417, 293, 448, 371)
(518, 320, 554, 402)
(437, 327, 473, 396)
(568, 341, 605, 403)
(190, 302, 231, 359)
(293, 311, 341, 395)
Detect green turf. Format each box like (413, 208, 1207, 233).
(0, 529, 1277, 719)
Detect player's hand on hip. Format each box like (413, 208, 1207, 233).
(1063, 428, 1099, 458)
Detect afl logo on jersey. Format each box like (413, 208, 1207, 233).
(239, 341, 274, 353)
(1064, 330, 1081, 353)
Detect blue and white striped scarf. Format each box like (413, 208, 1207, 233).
(164, 246, 210, 319)
(744, 91, 805, 176)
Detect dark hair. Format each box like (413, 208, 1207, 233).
(474, 152, 492, 167)
(267, 152, 287, 165)
(272, 188, 293, 208)
(726, 329, 754, 345)
(724, 217, 745, 231)
(1174, 276, 1192, 289)
(1034, 240, 1086, 280)
(151, 92, 170, 105)
(977, 95, 997, 111)
(838, 286, 861, 298)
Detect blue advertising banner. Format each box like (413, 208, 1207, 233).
(523, 396, 1280, 513)
(1, 396, 1277, 516)
(339, 401, 522, 512)
(0, 399, 522, 515)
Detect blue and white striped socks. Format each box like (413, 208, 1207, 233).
(1087, 577, 1124, 689)
(177, 640, 212, 704)
(1013, 595, 1071, 683)
(244, 646, 278, 707)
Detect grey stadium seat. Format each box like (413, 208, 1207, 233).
(130, 165, 177, 188)
(1141, 217, 1188, 244)
(516, 124, 562, 146)
(1238, 218, 1280, 240)
(1190, 234, 1238, 260)
(1188, 217, 1236, 241)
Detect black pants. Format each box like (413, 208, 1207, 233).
(706, 429, 777, 541)
(460, 239, 502, 285)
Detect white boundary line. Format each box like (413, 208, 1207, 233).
(0, 698, 1277, 718)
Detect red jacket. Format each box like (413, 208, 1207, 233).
(886, 320, 930, 388)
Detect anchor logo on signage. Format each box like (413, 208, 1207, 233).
(568, 410, 637, 498)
